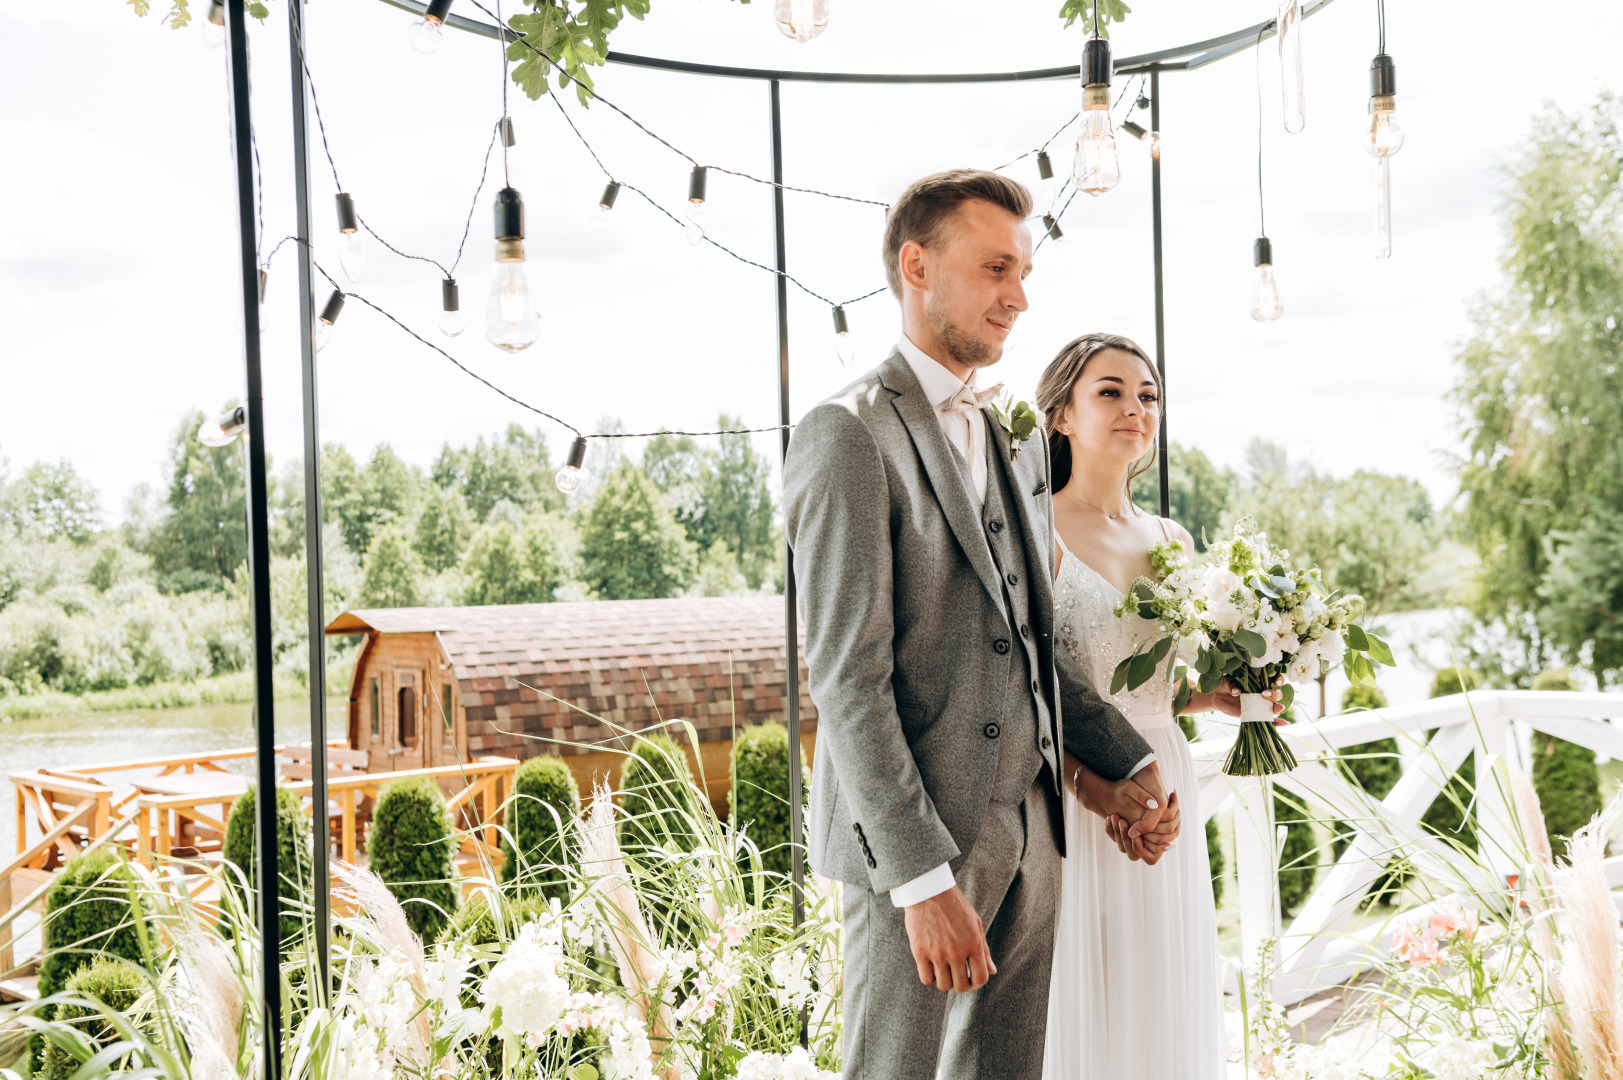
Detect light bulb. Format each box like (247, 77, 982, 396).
(1278, 0, 1306, 134)
(1365, 53, 1404, 157)
(773, 0, 829, 42)
(197, 406, 245, 448)
(1073, 38, 1121, 196)
(316, 319, 336, 352)
(1034, 150, 1059, 215)
(596, 181, 620, 231)
(685, 166, 708, 247)
(202, 0, 225, 47)
(832, 306, 854, 368)
(556, 437, 587, 494)
(316, 290, 345, 352)
(335, 192, 364, 283)
(410, 0, 453, 52)
(1041, 214, 1069, 262)
(1250, 238, 1283, 322)
(486, 263, 540, 352)
(1373, 157, 1392, 259)
(439, 278, 465, 337)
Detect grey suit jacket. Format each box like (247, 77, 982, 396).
(784, 349, 1154, 893)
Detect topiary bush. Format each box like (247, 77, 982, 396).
(39, 957, 148, 1080)
(617, 731, 705, 855)
(222, 784, 315, 942)
(500, 755, 580, 898)
(368, 775, 460, 942)
(1178, 716, 1224, 904)
(1530, 668, 1602, 849)
(1274, 788, 1318, 917)
(1332, 683, 1403, 861)
(1430, 667, 1483, 699)
(729, 723, 811, 880)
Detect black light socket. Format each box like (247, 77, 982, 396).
(1083, 37, 1112, 87)
(1369, 53, 1396, 97)
(1136, 93, 1151, 111)
(257, 268, 268, 304)
(442, 278, 459, 313)
(599, 181, 621, 210)
(319, 290, 346, 325)
(1121, 120, 1148, 141)
(688, 165, 708, 204)
(1044, 214, 1064, 242)
(425, 0, 454, 24)
(499, 116, 516, 149)
(208, 0, 225, 27)
(832, 306, 849, 336)
(1254, 236, 1274, 267)
(1036, 150, 1054, 181)
(494, 187, 524, 241)
(335, 192, 358, 234)
(565, 436, 587, 471)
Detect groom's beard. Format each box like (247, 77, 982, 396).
(926, 292, 1004, 370)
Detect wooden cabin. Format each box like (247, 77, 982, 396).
(324, 596, 817, 811)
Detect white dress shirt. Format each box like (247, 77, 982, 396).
(887, 337, 1156, 908)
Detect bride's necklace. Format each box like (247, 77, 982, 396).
(1065, 494, 1131, 520)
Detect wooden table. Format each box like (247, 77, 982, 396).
(134, 773, 248, 859)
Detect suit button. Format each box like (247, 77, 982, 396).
(984, 723, 1001, 739)
(988, 520, 1004, 533)
(994, 639, 1010, 654)
(1006, 572, 1019, 586)
(1041, 736, 1053, 750)
(1020, 624, 1031, 639)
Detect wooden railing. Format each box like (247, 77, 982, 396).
(1191, 689, 1623, 1004)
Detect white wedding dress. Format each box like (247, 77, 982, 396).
(1042, 531, 1225, 1080)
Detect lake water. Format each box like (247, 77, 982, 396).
(1, 698, 341, 858)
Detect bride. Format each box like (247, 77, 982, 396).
(1036, 333, 1275, 1080)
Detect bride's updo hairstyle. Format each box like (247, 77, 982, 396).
(1034, 332, 1163, 496)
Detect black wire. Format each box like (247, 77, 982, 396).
(1377, 0, 1386, 53)
(450, 124, 500, 276)
(250, 123, 265, 258)
(1255, 24, 1267, 237)
(497, 0, 511, 189)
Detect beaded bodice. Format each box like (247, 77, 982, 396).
(1054, 535, 1176, 731)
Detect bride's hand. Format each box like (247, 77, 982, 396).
(1071, 760, 1162, 824)
(1106, 790, 1180, 864)
(1199, 676, 1290, 726)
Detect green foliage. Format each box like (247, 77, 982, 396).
(368, 775, 460, 942)
(1131, 443, 1237, 551)
(1178, 716, 1224, 903)
(1529, 668, 1603, 847)
(1057, 0, 1132, 35)
(7, 460, 101, 544)
(414, 484, 473, 573)
(37, 850, 146, 1003)
(728, 723, 811, 879)
(461, 514, 576, 605)
(40, 957, 149, 1080)
(222, 784, 316, 941)
(1538, 507, 1623, 687)
(147, 409, 247, 586)
(505, 0, 660, 107)
(324, 444, 424, 560)
(433, 425, 561, 523)
(645, 418, 780, 591)
(501, 755, 581, 897)
(1430, 667, 1483, 698)
(362, 524, 424, 608)
(618, 731, 704, 854)
(1274, 788, 1316, 917)
(580, 462, 697, 600)
(1411, 670, 1482, 866)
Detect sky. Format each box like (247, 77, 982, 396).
(2, 0, 1620, 524)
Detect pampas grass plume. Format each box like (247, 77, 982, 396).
(179, 934, 243, 1080)
(1511, 765, 1579, 1079)
(333, 861, 431, 1067)
(1554, 798, 1623, 1080)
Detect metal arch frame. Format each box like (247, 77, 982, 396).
(220, 6, 1342, 1065)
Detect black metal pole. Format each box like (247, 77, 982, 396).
(1150, 68, 1170, 520)
(770, 79, 805, 936)
(288, 0, 331, 998)
(222, 2, 282, 1075)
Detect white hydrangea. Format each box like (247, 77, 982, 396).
(327, 1013, 392, 1080)
(481, 918, 571, 1038)
(1414, 1035, 1499, 1079)
(769, 949, 815, 1012)
(735, 1046, 839, 1080)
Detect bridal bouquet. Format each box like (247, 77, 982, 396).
(1111, 518, 1393, 776)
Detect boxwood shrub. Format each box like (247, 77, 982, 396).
(40, 957, 149, 1080)
(728, 722, 811, 880)
(500, 755, 580, 898)
(1530, 668, 1602, 849)
(222, 784, 315, 942)
(617, 731, 704, 855)
(1422, 668, 1481, 856)
(368, 775, 460, 942)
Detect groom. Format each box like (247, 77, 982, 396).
(784, 170, 1171, 1080)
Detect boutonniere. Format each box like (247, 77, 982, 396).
(990, 394, 1039, 460)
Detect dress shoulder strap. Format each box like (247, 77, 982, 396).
(1155, 514, 1171, 544)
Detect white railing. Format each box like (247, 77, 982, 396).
(1190, 690, 1623, 1004)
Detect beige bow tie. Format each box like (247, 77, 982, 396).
(939, 382, 1003, 415)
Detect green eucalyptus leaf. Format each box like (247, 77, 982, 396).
(1151, 635, 1174, 665)
(1111, 657, 1132, 695)
(1346, 624, 1371, 652)
(1128, 648, 1158, 689)
(1279, 682, 1295, 712)
(1174, 679, 1194, 717)
(1270, 574, 1297, 595)
(1233, 628, 1268, 657)
(1366, 632, 1395, 667)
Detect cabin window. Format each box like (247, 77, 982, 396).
(399, 684, 418, 747)
(369, 678, 380, 739)
(442, 684, 455, 747)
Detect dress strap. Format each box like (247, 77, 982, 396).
(1156, 516, 1171, 544)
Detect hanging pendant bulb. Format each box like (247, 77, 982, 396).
(555, 437, 588, 494)
(257, 267, 268, 304)
(439, 278, 465, 337)
(832, 306, 854, 368)
(316, 291, 346, 352)
(685, 166, 708, 246)
(197, 405, 246, 448)
(1277, 0, 1306, 133)
(202, 0, 225, 47)
(1373, 158, 1393, 259)
(1034, 151, 1059, 215)
(411, 0, 453, 52)
(596, 181, 621, 231)
(485, 187, 541, 352)
(1073, 36, 1122, 196)
(1366, 54, 1404, 157)
(335, 193, 365, 284)
(773, 0, 829, 42)
(1042, 214, 1071, 262)
(498, 117, 525, 188)
(1250, 238, 1283, 322)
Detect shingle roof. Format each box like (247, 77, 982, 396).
(327, 597, 816, 755)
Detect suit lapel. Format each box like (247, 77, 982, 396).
(880, 351, 1003, 611)
(986, 415, 1053, 617)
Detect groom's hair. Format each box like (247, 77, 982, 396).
(883, 170, 1033, 298)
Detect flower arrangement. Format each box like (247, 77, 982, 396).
(1111, 518, 1393, 775)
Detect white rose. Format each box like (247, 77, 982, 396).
(1319, 632, 1347, 667)
(1203, 568, 1242, 605)
(1285, 646, 1320, 684)
(1209, 599, 1245, 635)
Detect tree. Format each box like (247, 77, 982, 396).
(362, 525, 424, 608)
(645, 418, 780, 590)
(461, 513, 575, 606)
(1538, 507, 1623, 687)
(414, 484, 473, 573)
(433, 425, 560, 522)
(12, 461, 101, 543)
(1529, 668, 1603, 848)
(323, 444, 422, 559)
(579, 461, 696, 600)
(1131, 442, 1236, 550)
(1451, 95, 1623, 669)
(148, 409, 247, 588)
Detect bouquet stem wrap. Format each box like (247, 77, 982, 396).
(1223, 693, 1298, 777)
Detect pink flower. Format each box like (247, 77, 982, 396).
(1392, 922, 1442, 966)
(1428, 901, 1478, 942)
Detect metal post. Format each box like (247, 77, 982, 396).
(1149, 68, 1170, 520)
(222, 2, 282, 1074)
(770, 79, 805, 936)
(288, 0, 331, 998)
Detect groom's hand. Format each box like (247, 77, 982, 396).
(903, 886, 996, 993)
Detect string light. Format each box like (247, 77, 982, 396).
(440, 278, 465, 336)
(203, 0, 225, 48)
(1073, 4, 1122, 196)
(486, 187, 541, 352)
(596, 181, 620, 230)
(499, 116, 524, 187)
(1034, 150, 1058, 214)
(685, 166, 708, 246)
(1366, 1, 1403, 158)
(316, 290, 345, 351)
(197, 405, 246, 448)
(774, 0, 829, 43)
(556, 436, 588, 494)
(832, 305, 853, 368)
(1278, 0, 1306, 134)
(335, 193, 364, 283)
(411, 0, 454, 53)
(1250, 237, 1283, 321)
(1373, 157, 1392, 259)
